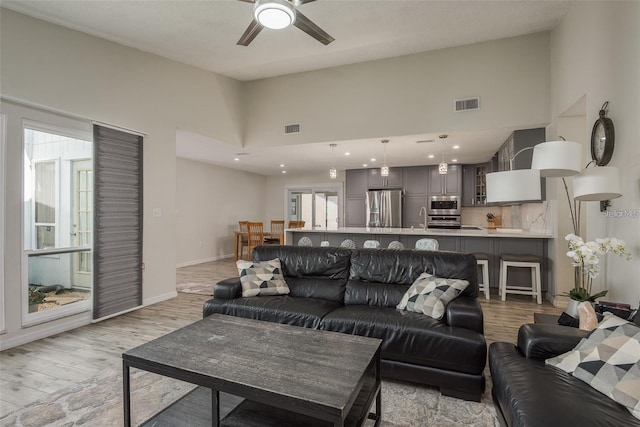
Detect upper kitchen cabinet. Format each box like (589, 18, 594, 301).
(498, 128, 545, 171)
(462, 155, 497, 207)
(368, 167, 403, 189)
(428, 164, 462, 196)
(402, 166, 429, 196)
(346, 169, 368, 198)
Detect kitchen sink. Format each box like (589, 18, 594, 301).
(460, 225, 483, 230)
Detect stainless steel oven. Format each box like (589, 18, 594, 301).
(427, 195, 461, 228)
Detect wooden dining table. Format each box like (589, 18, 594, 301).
(233, 230, 284, 261)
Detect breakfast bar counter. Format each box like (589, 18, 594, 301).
(285, 226, 553, 295)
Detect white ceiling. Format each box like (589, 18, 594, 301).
(3, 0, 571, 176)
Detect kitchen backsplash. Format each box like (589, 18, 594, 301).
(461, 201, 553, 234)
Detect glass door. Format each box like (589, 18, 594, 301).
(286, 185, 342, 230)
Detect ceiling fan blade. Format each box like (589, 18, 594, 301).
(237, 19, 263, 46)
(293, 10, 334, 45)
(294, 0, 318, 4)
(236, 0, 256, 3)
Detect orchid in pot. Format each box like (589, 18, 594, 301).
(564, 233, 632, 303)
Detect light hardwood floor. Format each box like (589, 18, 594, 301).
(0, 258, 563, 418)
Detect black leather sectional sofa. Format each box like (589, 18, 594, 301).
(490, 323, 640, 427)
(203, 245, 487, 401)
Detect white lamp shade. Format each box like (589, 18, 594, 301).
(531, 140, 583, 177)
(486, 169, 542, 203)
(254, 0, 295, 29)
(573, 166, 622, 201)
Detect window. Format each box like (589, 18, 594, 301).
(23, 122, 93, 324)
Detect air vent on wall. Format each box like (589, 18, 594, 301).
(454, 97, 480, 112)
(284, 123, 301, 134)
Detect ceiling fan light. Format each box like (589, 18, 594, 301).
(254, 0, 295, 30)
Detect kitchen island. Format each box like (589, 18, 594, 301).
(285, 226, 553, 296)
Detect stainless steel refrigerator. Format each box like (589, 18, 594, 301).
(365, 190, 403, 227)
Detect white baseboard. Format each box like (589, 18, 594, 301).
(144, 290, 178, 306)
(0, 312, 92, 351)
(176, 254, 233, 268)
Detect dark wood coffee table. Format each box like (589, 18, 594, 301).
(123, 314, 382, 427)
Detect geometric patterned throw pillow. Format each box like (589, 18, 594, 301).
(396, 273, 469, 320)
(572, 333, 640, 420)
(236, 258, 290, 298)
(546, 314, 640, 373)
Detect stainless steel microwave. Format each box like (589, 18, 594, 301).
(428, 195, 460, 216)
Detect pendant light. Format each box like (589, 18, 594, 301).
(381, 139, 389, 177)
(438, 134, 448, 175)
(329, 143, 337, 179)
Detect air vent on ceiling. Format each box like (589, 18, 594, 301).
(284, 123, 301, 134)
(454, 97, 480, 112)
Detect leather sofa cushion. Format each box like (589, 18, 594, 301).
(349, 249, 479, 298)
(489, 342, 640, 427)
(202, 296, 341, 329)
(319, 305, 486, 375)
(286, 277, 346, 303)
(252, 246, 351, 279)
(344, 280, 409, 307)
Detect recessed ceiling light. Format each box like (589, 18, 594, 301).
(428, 154, 435, 159)
(370, 158, 376, 162)
(363, 164, 368, 167)
(234, 158, 240, 161)
(280, 164, 285, 167)
(452, 159, 458, 162)
(453, 145, 460, 150)
(282, 170, 287, 174)
(345, 152, 350, 156)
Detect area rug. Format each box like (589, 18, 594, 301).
(1, 367, 498, 427)
(176, 282, 213, 296)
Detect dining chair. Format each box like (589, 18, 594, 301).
(246, 222, 264, 260)
(265, 220, 285, 245)
(288, 220, 305, 229)
(415, 238, 439, 251)
(238, 221, 249, 260)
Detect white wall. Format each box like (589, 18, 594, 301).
(550, 1, 640, 304)
(0, 9, 243, 347)
(176, 158, 266, 266)
(243, 32, 551, 148)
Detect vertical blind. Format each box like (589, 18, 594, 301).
(93, 125, 143, 320)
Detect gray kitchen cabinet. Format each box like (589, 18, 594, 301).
(403, 166, 429, 196)
(497, 128, 546, 201)
(345, 197, 366, 227)
(346, 169, 368, 198)
(498, 128, 546, 171)
(428, 164, 461, 196)
(368, 167, 403, 189)
(462, 161, 494, 207)
(404, 196, 428, 228)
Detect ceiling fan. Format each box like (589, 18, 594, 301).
(237, 0, 335, 46)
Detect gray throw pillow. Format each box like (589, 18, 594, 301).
(236, 258, 290, 297)
(396, 273, 469, 320)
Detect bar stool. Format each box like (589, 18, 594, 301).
(499, 254, 542, 304)
(473, 253, 490, 300)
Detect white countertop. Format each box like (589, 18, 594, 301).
(287, 226, 552, 239)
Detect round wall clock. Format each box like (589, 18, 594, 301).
(590, 101, 614, 166)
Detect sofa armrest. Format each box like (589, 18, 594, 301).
(214, 278, 242, 299)
(446, 297, 484, 334)
(517, 323, 589, 361)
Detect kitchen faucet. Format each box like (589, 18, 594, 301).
(419, 206, 427, 230)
